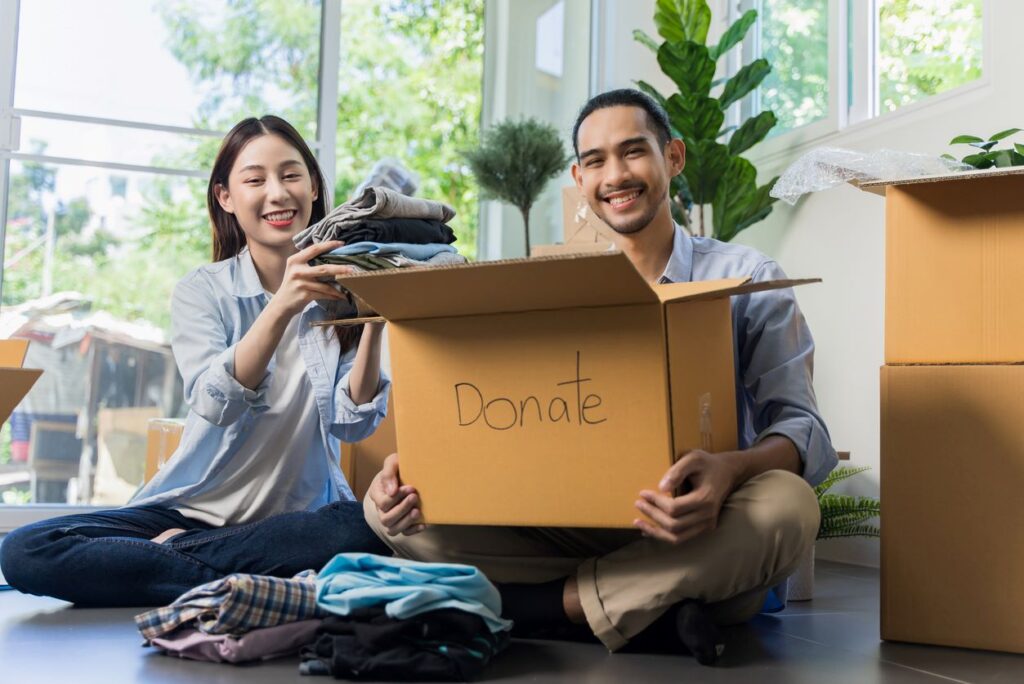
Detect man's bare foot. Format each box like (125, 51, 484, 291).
(150, 528, 186, 544)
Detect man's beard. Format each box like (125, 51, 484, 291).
(595, 183, 661, 235)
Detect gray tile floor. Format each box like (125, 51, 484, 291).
(2, 559, 1023, 683)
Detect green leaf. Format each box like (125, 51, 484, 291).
(657, 41, 715, 100)
(716, 125, 737, 139)
(683, 140, 730, 204)
(988, 127, 1022, 142)
(665, 93, 723, 142)
(654, 0, 711, 45)
(814, 465, 871, 497)
(712, 156, 757, 241)
(818, 523, 880, 540)
(968, 140, 998, 151)
(985, 149, 1015, 168)
(633, 29, 661, 54)
(940, 153, 958, 160)
(1012, 151, 1024, 166)
(962, 153, 994, 169)
(709, 9, 757, 60)
(718, 58, 770, 110)
(634, 80, 668, 110)
(733, 179, 777, 236)
(949, 134, 983, 145)
(1016, 143, 1024, 157)
(728, 110, 776, 156)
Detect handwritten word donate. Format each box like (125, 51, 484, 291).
(454, 351, 607, 431)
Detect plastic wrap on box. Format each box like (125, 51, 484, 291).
(770, 147, 971, 205)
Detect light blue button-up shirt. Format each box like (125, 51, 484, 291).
(661, 226, 837, 487)
(130, 248, 390, 519)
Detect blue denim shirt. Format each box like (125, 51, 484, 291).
(661, 226, 837, 486)
(130, 248, 390, 517)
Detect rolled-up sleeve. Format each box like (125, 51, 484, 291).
(330, 358, 391, 443)
(171, 274, 271, 427)
(735, 260, 837, 486)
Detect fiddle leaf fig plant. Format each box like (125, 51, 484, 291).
(634, 0, 777, 242)
(942, 128, 1024, 169)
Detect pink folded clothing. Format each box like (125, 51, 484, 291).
(149, 619, 321, 664)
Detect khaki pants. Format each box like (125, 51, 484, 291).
(363, 469, 819, 651)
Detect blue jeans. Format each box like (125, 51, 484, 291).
(0, 501, 389, 607)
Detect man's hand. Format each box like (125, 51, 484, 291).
(633, 449, 742, 545)
(368, 453, 426, 536)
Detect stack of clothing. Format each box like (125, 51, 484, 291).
(302, 554, 511, 681)
(315, 242, 465, 273)
(134, 571, 325, 664)
(294, 186, 457, 250)
(134, 554, 512, 680)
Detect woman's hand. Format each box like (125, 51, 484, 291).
(267, 240, 355, 320)
(369, 453, 426, 536)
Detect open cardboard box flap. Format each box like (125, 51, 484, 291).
(0, 339, 43, 426)
(334, 252, 820, 321)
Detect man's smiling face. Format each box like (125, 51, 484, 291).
(571, 105, 683, 235)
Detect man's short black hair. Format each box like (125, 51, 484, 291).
(571, 88, 673, 160)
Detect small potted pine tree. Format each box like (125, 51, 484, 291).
(463, 117, 572, 257)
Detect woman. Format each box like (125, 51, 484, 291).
(0, 116, 390, 606)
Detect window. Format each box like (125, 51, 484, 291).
(0, 0, 483, 519)
(736, 0, 985, 146)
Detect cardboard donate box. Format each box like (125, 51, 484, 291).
(337, 253, 815, 528)
(0, 339, 43, 426)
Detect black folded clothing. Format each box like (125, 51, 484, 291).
(299, 609, 508, 682)
(336, 218, 457, 245)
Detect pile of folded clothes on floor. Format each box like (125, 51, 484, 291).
(135, 554, 511, 681)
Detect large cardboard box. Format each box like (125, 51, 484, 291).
(0, 339, 43, 426)
(860, 167, 1024, 364)
(336, 253, 814, 527)
(880, 364, 1024, 653)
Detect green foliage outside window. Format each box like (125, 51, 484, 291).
(878, 0, 983, 113)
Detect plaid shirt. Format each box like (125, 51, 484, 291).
(135, 571, 323, 642)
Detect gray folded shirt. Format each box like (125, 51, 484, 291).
(294, 186, 456, 249)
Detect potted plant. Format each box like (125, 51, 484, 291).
(463, 117, 572, 257)
(943, 127, 1024, 169)
(633, 0, 778, 241)
(789, 465, 881, 601)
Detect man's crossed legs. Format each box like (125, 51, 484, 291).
(363, 469, 819, 657)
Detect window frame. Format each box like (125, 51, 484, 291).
(729, 0, 992, 169)
(0, 0, 341, 530)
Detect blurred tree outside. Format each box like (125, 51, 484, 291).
(878, 0, 982, 112)
(757, 0, 829, 135)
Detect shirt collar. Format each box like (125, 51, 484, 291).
(658, 224, 693, 284)
(233, 247, 266, 298)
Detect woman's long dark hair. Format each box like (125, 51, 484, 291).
(207, 115, 361, 352)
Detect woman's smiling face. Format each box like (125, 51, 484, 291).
(215, 133, 319, 256)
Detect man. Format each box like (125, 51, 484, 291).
(364, 89, 836, 665)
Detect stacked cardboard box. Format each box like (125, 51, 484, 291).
(863, 166, 1024, 653)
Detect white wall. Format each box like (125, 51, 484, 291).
(594, 0, 1017, 567)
